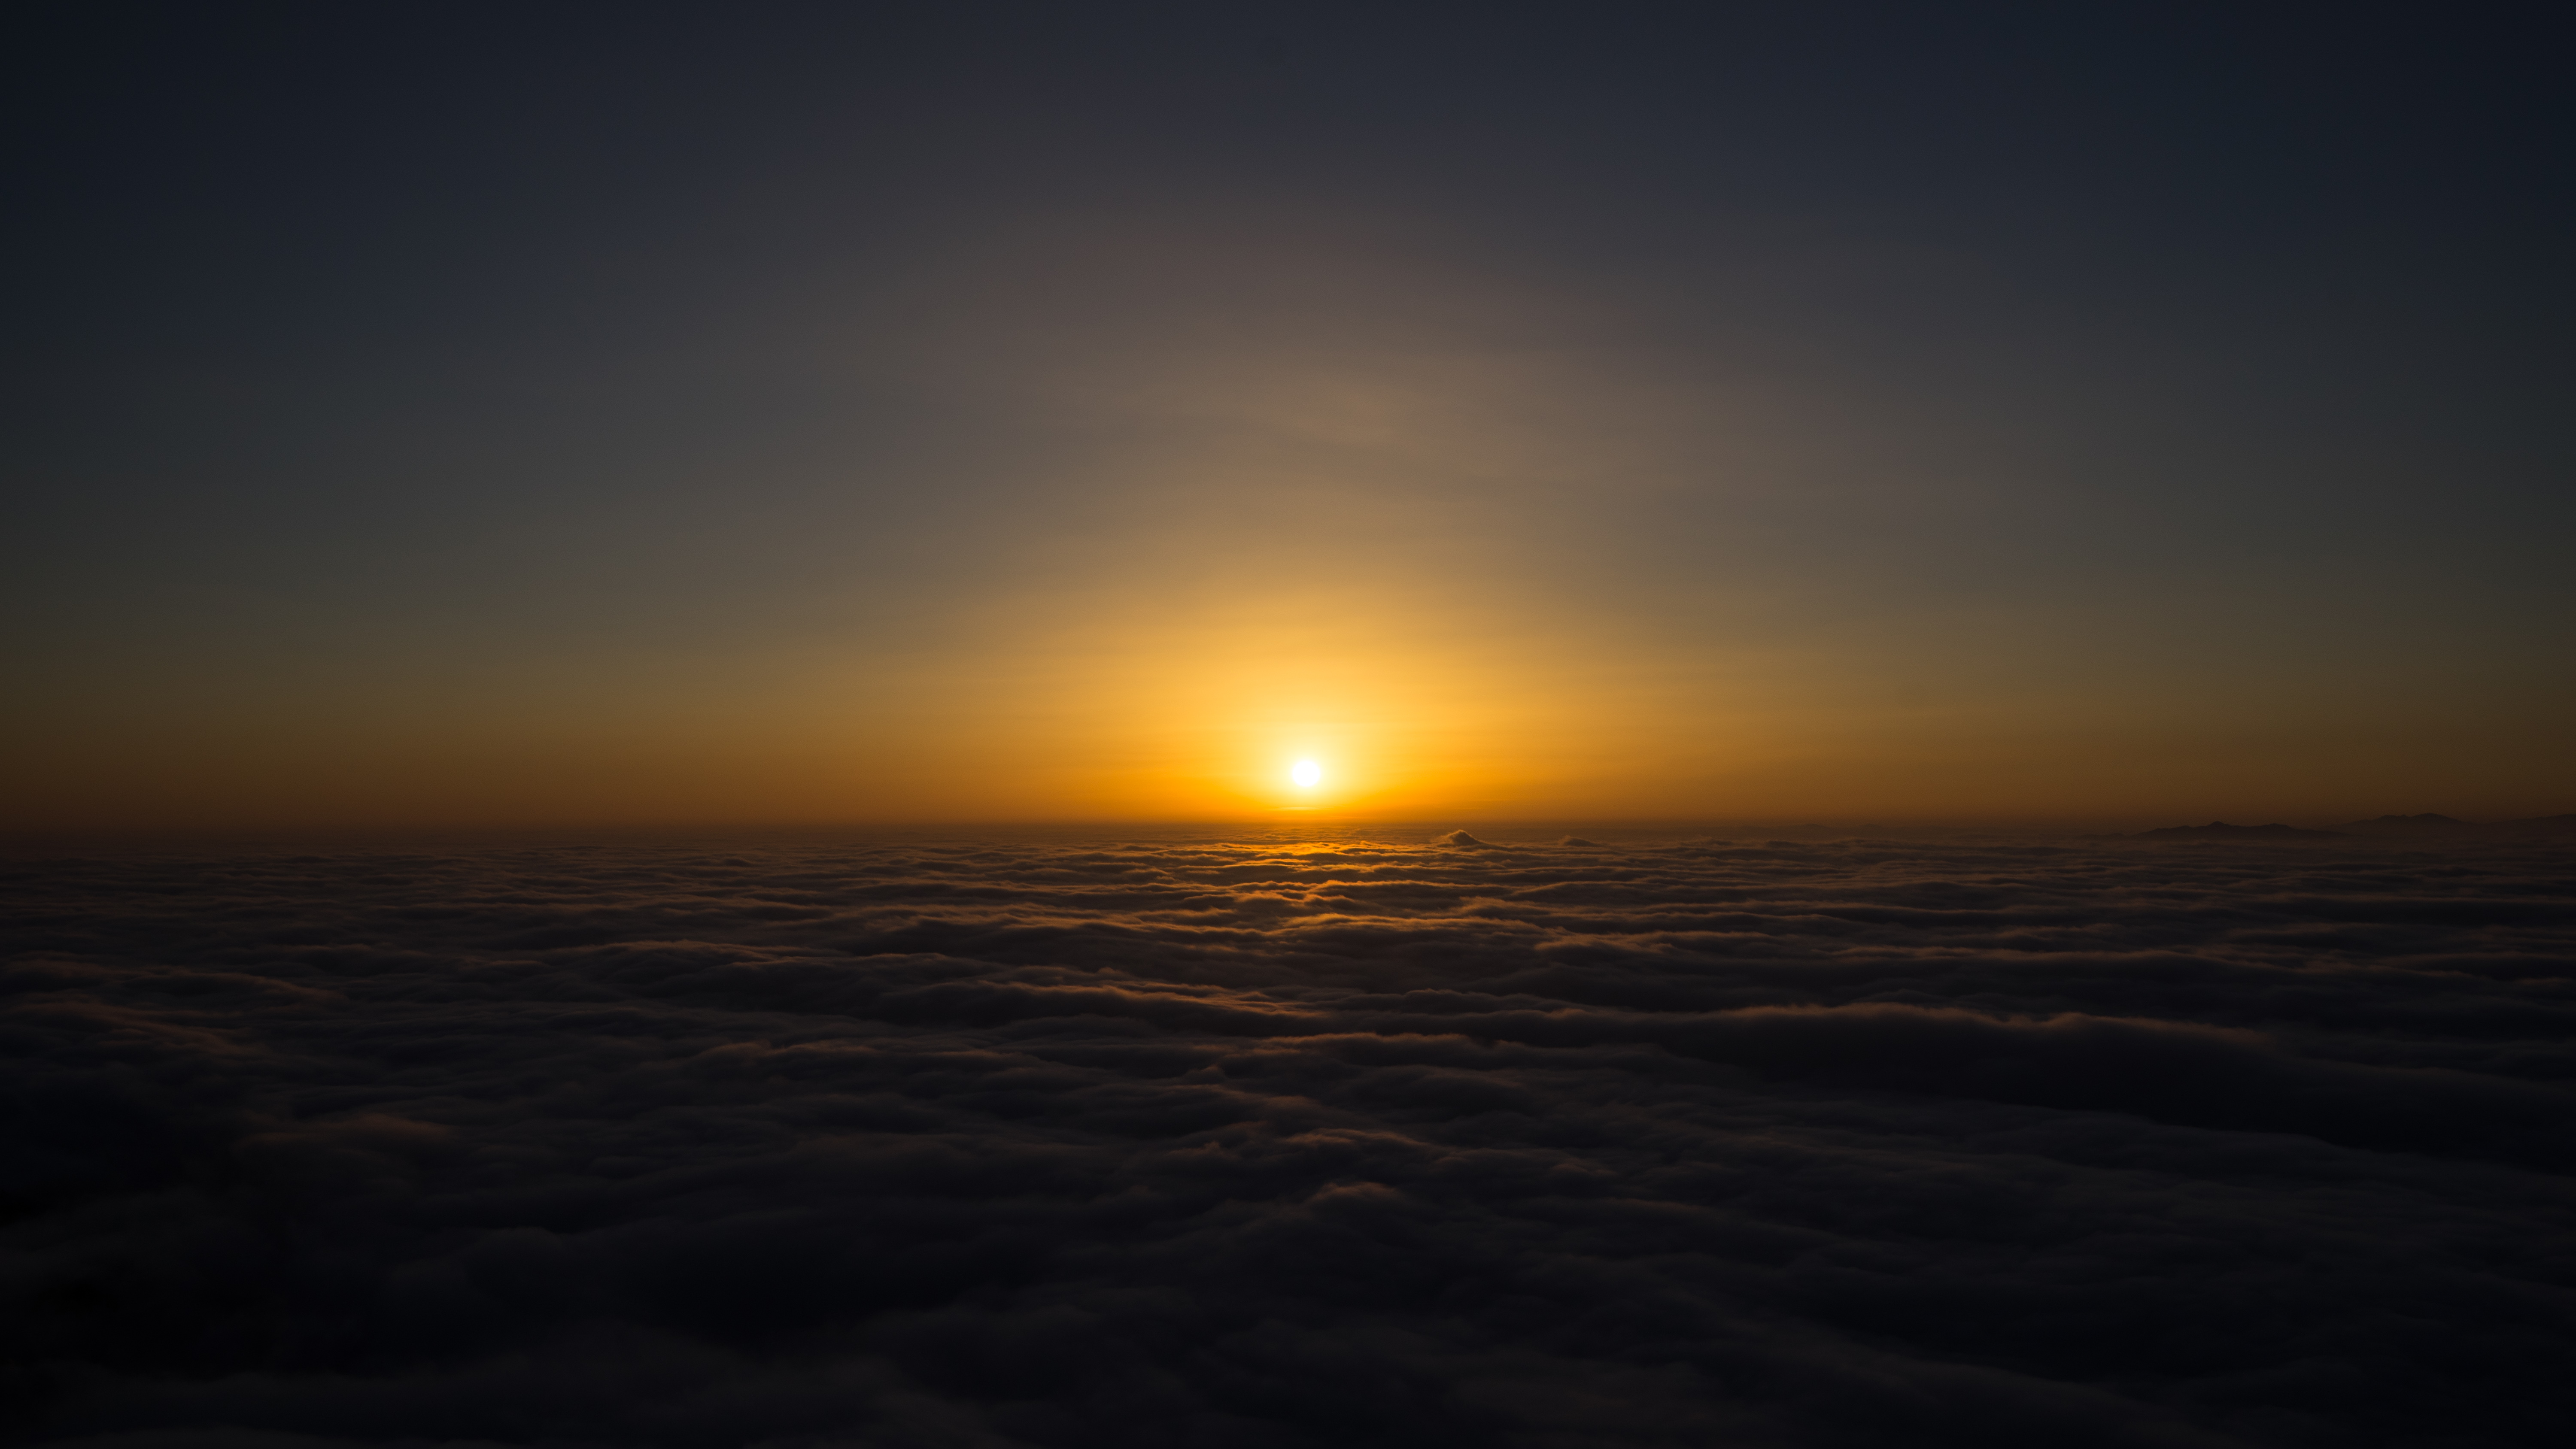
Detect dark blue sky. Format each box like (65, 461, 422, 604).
(8, 1, 2571, 826)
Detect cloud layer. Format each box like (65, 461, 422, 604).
(7, 829, 2574, 1447)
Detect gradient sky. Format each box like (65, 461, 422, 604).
(9, 1, 2570, 829)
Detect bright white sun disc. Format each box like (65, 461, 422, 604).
(1291, 760, 1322, 788)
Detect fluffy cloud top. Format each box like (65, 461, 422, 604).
(6, 830, 2573, 1447)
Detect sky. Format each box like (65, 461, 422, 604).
(8, 0, 2572, 829)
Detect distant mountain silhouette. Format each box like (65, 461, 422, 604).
(2338, 814, 2478, 833)
(2338, 813, 2576, 837)
(2137, 822, 2343, 840)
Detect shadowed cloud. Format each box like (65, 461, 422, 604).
(6, 828, 2573, 1447)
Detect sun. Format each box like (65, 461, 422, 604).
(1291, 759, 1322, 789)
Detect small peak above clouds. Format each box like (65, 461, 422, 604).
(2339, 814, 2576, 836)
(1434, 829, 1489, 847)
(2340, 814, 2476, 832)
(2136, 814, 2576, 842)
(1557, 836, 1602, 847)
(2137, 822, 2344, 839)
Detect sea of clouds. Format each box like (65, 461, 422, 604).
(6, 827, 2573, 1448)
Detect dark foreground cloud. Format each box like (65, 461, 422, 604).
(6, 829, 2574, 1448)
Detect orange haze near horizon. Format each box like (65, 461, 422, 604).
(8, 205, 2569, 834)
